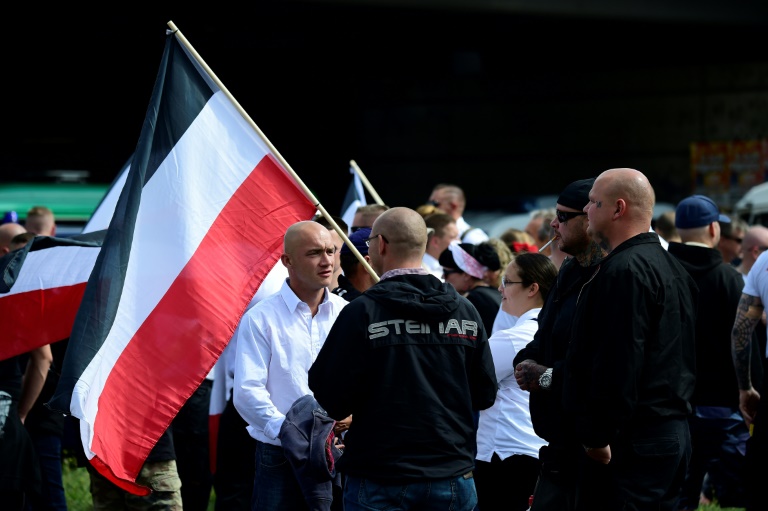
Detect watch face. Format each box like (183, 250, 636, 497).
(539, 370, 552, 389)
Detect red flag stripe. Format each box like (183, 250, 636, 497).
(0, 284, 87, 358)
(89, 156, 315, 480)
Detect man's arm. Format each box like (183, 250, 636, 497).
(19, 344, 53, 423)
(731, 292, 763, 425)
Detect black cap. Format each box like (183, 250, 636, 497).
(558, 178, 595, 211)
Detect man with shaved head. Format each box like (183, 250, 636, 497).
(234, 220, 349, 510)
(0, 222, 26, 254)
(309, 207, 498, 511)
(563, 168, 698, 510)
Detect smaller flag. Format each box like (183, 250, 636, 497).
(340, 166, 366, 231)
(0, 233, 103, 361)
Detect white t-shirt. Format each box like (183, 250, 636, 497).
(743, 250, 768, 356)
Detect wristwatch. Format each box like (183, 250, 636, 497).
(539, 368, 553, 390)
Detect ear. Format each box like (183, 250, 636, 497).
(528, 282, 540, 298)
(614, 199, 627, 219)
(280, 253, 291, 268)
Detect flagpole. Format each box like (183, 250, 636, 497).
(349, 160, 385, 206)
(167, 21, 379, 283)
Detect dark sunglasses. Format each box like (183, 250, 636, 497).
(556, 210, 587, 223)
(442, 268, 463, 277)
(350, 226, 366, 233)
(723, 234, 743, 244)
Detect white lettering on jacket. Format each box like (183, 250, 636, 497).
(368, 319, 478, 340)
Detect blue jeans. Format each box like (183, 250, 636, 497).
(343, 472, 478, 511)
(251, 441, 308, 511)
(27, 433, 67, 511)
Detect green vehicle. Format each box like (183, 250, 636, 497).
(0, 180, 111, 236)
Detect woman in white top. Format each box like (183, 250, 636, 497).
(474, 252, 558, 511)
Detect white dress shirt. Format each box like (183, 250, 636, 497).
(476, 308, 546, 461)
(233, 278, 347, 445)
(422, 252, 444, 281)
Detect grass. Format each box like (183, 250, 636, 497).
(63, 451, 215, 511)
(63, 452, 743, 511)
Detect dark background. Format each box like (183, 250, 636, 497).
(3, 1, 768, 214)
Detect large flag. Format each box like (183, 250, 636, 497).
(340, 165, 366, 230)
(0, 232, 103, 361)
(48, 29, 316, 494)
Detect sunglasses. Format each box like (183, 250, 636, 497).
(723, 234, 743, 244)
(556, 210, 587, 223)
(350, 226, 366, 233)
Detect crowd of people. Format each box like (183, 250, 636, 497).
(3, 170, 768, 511)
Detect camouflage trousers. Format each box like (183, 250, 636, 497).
(88, 459, 183, 510)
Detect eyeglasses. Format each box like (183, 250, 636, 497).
(364, 233, 389, 247)
(501, 277, 525, 288)
(350, 226, 366, 233)
(723, 235, 743, 244)
(556, 210, 587, 223)
(428, 200, 441, 207)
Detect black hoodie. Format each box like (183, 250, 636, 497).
(308, 273, 497, 483)
(668, 242, 763, 407)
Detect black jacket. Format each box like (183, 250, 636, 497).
(308, 273, 497, 483)
(514, 257, 600, 444)
(564, 233, 699, 448)
(668, 242, 763, 408)
(279, 395, 342, 511)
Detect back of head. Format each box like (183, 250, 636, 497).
(482, 238, 514, 287)
(0, 222, 27, 253)
(340, 227, 371, 275)
(373, 207, 428, 265)
(500, 228, 538, 254)
(425, 212, 456, 238)
(416, 203, 448, 218)
(674, 194, 730, 247)
(654, 210, 680, 243)
(25, 205, 56, 236)
(353, 204, 389, 230)
(313, 213, 348, 236)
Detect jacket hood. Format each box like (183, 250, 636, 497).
(667, 242, 724, 280)
(364, 274, 463, 320)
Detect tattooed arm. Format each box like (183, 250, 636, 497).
(731, 292, 763, 425)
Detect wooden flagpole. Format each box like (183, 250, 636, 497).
(167, 21, 379, 283)
(349, 159, 385, 206)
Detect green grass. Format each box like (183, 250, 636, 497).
(63, 452, 215, 511)
(63, 452, 742, 511)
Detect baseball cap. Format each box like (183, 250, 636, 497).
(340, 227, 371, 256)
(558, 178, 595, 211)
(674, 195, 730, 229)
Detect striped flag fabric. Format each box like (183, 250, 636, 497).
(48, 29, 316, 493)
(0, 232, 103, 361)
(340, 165, 366, 231)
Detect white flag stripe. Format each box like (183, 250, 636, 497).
(71, 92, 272, 440)
(4, 246, 100, 295)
